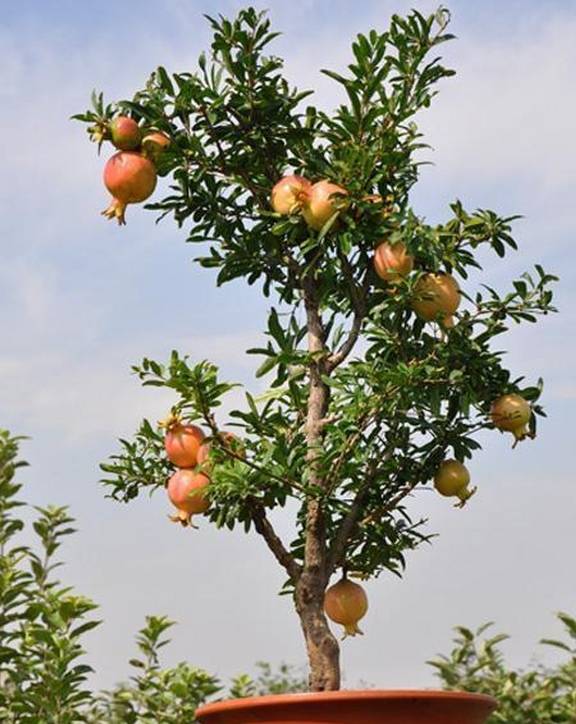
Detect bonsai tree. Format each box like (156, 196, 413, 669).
(74, 7, 557, 691)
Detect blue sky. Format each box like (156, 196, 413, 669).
(1, 0, 575, 692)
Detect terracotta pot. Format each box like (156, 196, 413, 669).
(195, 689, 497, 724)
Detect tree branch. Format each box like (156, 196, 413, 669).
(250, 501, 302, 581)
(326, 254, 370, 372)
(201, 412, 308, 495)
(326, 461, 377, 574)
(326, 446, 395, 574)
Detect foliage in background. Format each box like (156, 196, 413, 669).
(0, 430, 98, 723)
(429, 617, 576, 723)
(0, 430, 305, 723)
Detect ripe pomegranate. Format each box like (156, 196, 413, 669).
(302, 180, 348, 231)
(141, 131, 171, 163)
(167, 469, 210, 525)
(164, 422, 205, 468)
(197, 432, 244, 469)
(491, 393, 532, 444)
(101, 151, 157, 225)
(110, 116, 142, 151)
(373, 241, 414, 284)
(411, 272, 461, 328)
(324, 576, 368, 638)
(434, 459, 474, 505)
(271, 175, 312, 215)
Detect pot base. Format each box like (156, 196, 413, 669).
(196, 689, 497, 724)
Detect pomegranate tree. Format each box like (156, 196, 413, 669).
(81, 8, 558, 694)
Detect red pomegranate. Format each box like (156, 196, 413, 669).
(271, 175, 312, 215)
(373, 241, 414, 284)
(164, 422, 205, 468)
(110, 116, 142, 151)
(167, 469, 210, 525)
(412, 272, 461, 328)
(101, 151, 157, 225)
(302, 180, 349, 231)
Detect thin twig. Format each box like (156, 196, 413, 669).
(326, 254, 370, 372)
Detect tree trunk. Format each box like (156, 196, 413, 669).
(300, 272, 341, 691)
(296, 572, 341, 691)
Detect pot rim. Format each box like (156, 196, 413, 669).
(196, 688, 497, 716)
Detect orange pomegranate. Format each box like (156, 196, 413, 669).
(324, 576, 368, 638)
(412, 272, 460, 328)
(101, 151, 157, 225)
(434, 460, 474, 505)
(141, 131, 170, 162)
(490, 393, 532, 444)
(373, 241, 414, 284)
(164, 422, 205, 468)
(167, 469, 210, 525)
(271, 175, 312, 215)
(110, 116, 142, 151)
(302, 180, 348, 231)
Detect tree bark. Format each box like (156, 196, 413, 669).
(295, 572, 341, 691)
(299, 274, 342, 691)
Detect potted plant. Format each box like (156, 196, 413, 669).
(74, 6, 557, 722)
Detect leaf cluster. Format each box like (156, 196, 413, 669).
(429, 615, 576, 722)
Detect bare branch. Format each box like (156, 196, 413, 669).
(250, 501, 302, 581)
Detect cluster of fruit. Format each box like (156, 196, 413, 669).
(323, 393, 532, 638)
(162, 416, 211, 526)
(271, 174, 460, 327)
(271, 174, 535, 506)
(90, 115, 170, 225)
(162, 416, 243, 527)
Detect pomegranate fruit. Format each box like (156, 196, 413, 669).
(197, 432, 244, 471)
(324, 576, 368, 638)
(101, 151, 157, 224)
(110, 116, 142, 151)
(141, 131, 170, 162)
(271, 175, 312, 215)
(373, 241, 414, 284)
(434, 459, 474, 505)
(164, 421, 205, 468)
(491, 393, 532, 444)
(167, 469, 210, 525)
(412, 272, 461, 328)
(302, 180, 349, 231)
